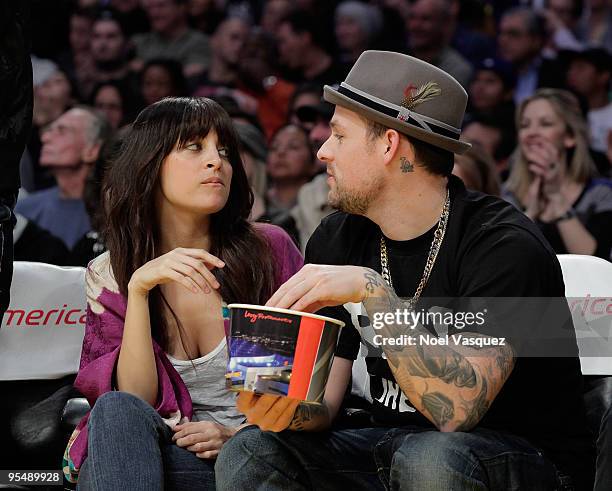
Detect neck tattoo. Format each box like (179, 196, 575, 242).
(400, 157, 414, 173)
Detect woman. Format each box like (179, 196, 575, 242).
(63, 97, 303, 488)
(266, 124, 317, 212)
(262, 124, 317, 245)
(91, 80, 142, 130)
(504, 89, 612, 260)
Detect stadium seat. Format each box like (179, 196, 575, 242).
(0, 261, 86, 470)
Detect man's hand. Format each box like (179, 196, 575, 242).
(172, 421, 236, 459)
(266, 264, 384, 312)
(237, 392, 301, 432)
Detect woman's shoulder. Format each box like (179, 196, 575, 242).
(580, 178, 612, 212)
(253, 222, 295, 245)
(253, 222, 304, 281)
(86, 251, 121, 298)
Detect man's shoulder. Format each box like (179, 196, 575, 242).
(15, 187, 59, 212)
(455, 189, 559, 267)
(589, 102, 612, 118)
(317, 211, 375, 239)
(306, 211, 375, 263)
(182, 29, 209, 46)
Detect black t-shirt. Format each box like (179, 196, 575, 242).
(305, 175, 594, 488)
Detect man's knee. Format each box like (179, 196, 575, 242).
(216, 426, 271, 472)
(216, 427, 288, 489)
(391, 431, 482, 488)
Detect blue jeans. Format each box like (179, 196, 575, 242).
(215, 425, 569, 490)
(77, 391, 216, 490)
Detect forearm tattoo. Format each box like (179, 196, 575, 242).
(290, 402, 328, 431)
(362, 282, 515, 430)
(363, 268, 383, 295)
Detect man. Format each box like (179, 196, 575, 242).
(566, 48, 612, 154)
(276, 10, 345, 86)
(15, 107, 110, 250)
(1, 0, 31, 319)
(216, 51, 594, 489)
(406, 0, 473, 88)
(131, 0, 210, 77)
(89, 10, 134, 89)
(542, 0, 584, 53)
(192, 16, 251, 97)
(462, 115, 516, 180)
(497, 6, 562, 103)
(468, 57, 516, 123)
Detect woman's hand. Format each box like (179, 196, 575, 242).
(172, 421, 236, 459)
(127, 248, 224, 296)
(524, 175, 545, 220)
(524, 137, 563, 197)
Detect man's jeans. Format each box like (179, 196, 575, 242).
(215, 425, 569, 490)
(0, 192, 17, 319)
(77, 392, 216, 491)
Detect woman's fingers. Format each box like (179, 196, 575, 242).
(181, 255, 220, 290)
(166, 268, 202, 294)
(186, 439, 219, 453)
(179, 248, 225, 269)
(196, 449, 220, 459)
(167, 261, 209, 293)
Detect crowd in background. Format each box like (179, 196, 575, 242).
(15, 0, 612, 265)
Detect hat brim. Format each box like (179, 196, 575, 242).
(324, 85, 470, 155)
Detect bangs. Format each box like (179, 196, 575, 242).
(173, 98, 238, 151)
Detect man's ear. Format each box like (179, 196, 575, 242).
(382, 129, 403, 166)
(82, 142, 102, 164)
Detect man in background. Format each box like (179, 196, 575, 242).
(15, 107, 110, 250)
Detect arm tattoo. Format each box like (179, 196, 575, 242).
(290, 402, 327, 431)
(363, 269, 383, 295)
(421, 391, 454, 427)
(393, 345, 478, 389)
(455, 377, 489, 432)
(364, 280, 516, 431)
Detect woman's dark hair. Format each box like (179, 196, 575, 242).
(103, 97, 276, 353)
(85, 128, 126, 231)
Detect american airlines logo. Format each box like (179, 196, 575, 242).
(2, 305, 86, 327)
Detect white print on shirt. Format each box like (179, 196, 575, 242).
(374, 377, 416, 413)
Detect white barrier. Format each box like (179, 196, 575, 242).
(0, 262, 86, 381)
(557, 254, 612, 376)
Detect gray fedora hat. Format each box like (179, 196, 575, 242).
(324, 51, 471, 154)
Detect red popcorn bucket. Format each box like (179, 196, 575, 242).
(225, 304, 344, 404)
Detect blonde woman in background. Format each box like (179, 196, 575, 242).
(503, 88, 612, 259)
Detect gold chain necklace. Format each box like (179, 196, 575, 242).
(380, 189, 450, 310)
